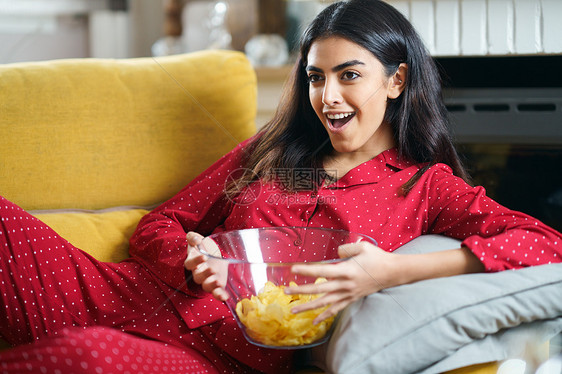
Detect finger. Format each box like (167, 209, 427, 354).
(313, 307, 338, 325)
(212, 287, 230, 301)
(200, 266, 226, 288)
(290, 291, 349, 314)
(290, 297, 327, 314)
(192, 263, 215, 285)
(285, 283, 323, 296)
(288, 278, 354, 296)
(200, 238, 222, 258)
(186, 231, 204, 246)
(313, 300, 349, 325)
(201, 274, 225, 295)
(337, 242, 363, 258)
(184, 247, 206, 271)
(291, 262, 349, 279)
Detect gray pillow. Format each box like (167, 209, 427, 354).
(309, 235, 562, 374)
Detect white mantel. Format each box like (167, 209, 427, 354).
(386, 0, 562, 56)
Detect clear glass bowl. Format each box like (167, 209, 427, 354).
(197, 226, 377, 349)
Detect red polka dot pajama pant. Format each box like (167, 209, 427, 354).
(0, 197, 285, 373)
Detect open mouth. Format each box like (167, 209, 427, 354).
(326, 112, 355, 130)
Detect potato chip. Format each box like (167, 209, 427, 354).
(235, 278, 335, 347)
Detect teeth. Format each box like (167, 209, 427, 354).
(326, 112, 354, 120)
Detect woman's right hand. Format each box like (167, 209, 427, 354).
(184, 231, 229, 301)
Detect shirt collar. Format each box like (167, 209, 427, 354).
(381, 147, 415, 170)
(326, 148, 416, 188)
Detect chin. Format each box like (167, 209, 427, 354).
(330, 140, 358, 154)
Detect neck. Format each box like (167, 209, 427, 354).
(323, 123, 397, 179)
(328, 138, 396, 170)
(324, 146, 394, 181)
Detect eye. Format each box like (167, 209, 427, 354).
(307, 73, 323, 84)
(341, 71, 359, 81)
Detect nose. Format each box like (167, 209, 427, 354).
(322, 78, 343, 106)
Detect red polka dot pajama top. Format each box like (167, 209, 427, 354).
(131, 137, 561, 278)
(1, 136, 560, 373)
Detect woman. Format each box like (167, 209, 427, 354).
(182, 0, 561, 323)
(1, 0, 560, 373)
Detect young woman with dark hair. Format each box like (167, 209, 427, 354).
(235, 0, 470, 196)
(1, 0, 560, 372)
(186, 0, 560, 323)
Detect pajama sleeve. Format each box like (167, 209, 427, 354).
(128, 139, 254, 296)
(423, 164, 562, 272)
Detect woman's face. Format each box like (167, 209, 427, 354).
(306, 36, 400, 159)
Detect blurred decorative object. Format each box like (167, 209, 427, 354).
(153, 0, 232, 56)
(205, 1, 232, 49)
(244, 34, 288, 67)
(151, 0, 185, 56)
(151, 35, 185, 57)
(163, 0, 184, 37)
(225, 0, 258, 52)
(244, 0, 288, 66)
(182, 0, 232, 52)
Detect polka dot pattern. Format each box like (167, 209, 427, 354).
(0, 327, 218, 374)
(2, 137, 561, 372)
(131, 142, 561, 282)
(0, 196, 292, 373)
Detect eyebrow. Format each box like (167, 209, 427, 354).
(306, 60, 365, 73)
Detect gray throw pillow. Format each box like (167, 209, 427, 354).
(309, 235, 562, 374)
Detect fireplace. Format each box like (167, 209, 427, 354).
(436, 55, 562, 231)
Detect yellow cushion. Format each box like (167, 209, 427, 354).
(445, 362, 499, 374)
(0, 208, 148, 348)
(0, 50, 257, 211)
(31, 208, 149, 262)
(294, 362, 499, 374)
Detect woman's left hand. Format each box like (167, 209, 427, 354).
(286, 241, 397, 324)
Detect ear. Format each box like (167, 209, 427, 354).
(387, 63, 408, 99)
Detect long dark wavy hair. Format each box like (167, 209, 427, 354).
(232, 0, 470, 195)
